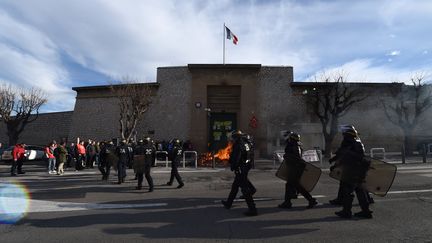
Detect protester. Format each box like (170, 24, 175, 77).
(12, 143, 26, 176)
(76, 140, 86, 170)
(55, 142, 68, 175)
(45, 142, 56, 174)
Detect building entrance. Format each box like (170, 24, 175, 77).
(209, 112, 237, 152)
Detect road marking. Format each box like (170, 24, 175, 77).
(387, 189, 432, 194)
(398, 169, 432, 174)
(396, 166, 432, 170)
(213, 195, 327, 203)
(419, 174, 432, 177)
(153, 169, 225, 173)
(0, 197, 167, 213)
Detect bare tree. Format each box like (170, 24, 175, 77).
(0, 85, 47, 145)
(303, 73, 366, 157)
(110, 78, 154, 143)
(381, 74, 432, 155)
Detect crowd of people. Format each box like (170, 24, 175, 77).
(7, 124, 375, 219)
(8, 137, 189, 191)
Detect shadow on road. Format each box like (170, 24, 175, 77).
(18, 197, 343, 240)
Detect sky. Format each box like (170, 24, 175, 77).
(0, 0, 431, 112)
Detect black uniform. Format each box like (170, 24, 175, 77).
(331, 135, 372, 218)
(99, 143, 114, 180)
(167, 142, 184, 188)
(116, 143, 130, 184)
(222, 136, 257, 216)
(134, 142, 155, 191)
(279, 139, 317, 209)
(329, 139, 374, 205)
(241, 135, 256, 197)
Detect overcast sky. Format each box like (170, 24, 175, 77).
(0, 0, 431, 112)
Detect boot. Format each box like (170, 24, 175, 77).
(329, 199, 342, 205)
(221, 200, 231, 209)
(278, 201, 292, 209)
(354, 210, 373, 219)
(335, 210, 352, 219)
(307, 198, 318, 209)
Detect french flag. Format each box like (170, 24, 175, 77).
(225, 26, 238, 45)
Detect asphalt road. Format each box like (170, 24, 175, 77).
(1, 160, 432, 242)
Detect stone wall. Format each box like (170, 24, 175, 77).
(136, 66, 191, 141)
(0, 111, 73, 147)
(68, 67, 192, 143)
(256, 66, 299, 155)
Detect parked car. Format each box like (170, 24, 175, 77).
(1, 147, 14, 161)
(1, 145, 46, 162)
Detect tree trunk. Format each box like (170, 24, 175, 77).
(403, 131, 414, 156)
(7, 127, 19, 146)
(323, 135, 335, 158)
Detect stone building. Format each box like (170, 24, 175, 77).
(2, 64, 431, 157)
(68, 64, 432, 157)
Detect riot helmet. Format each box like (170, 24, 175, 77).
(230, 130, 243, 141)
(340, 124, 358, 137)
(144, 137, 152, 144)
(138, 139, 144, 145)
(283, 131, 300, 142)
(173, 139, 181, 146)
(288, 132, 301, 142)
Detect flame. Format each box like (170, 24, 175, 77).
(214, 142, 233, 161)
(198, 142, 233, 167)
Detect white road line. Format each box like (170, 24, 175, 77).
(0, 197, 168, 213)
(153, 169, 225, 173)
(387, 189, 432, 194)
(398, 169, 432, 174)
(396, 166, 432, 170)
(419, 174, 432, 177)
(213, 195, 327, 203)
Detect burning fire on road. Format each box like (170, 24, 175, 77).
(199, 142, 233, 167)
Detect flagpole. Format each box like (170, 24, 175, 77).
(223, 23, 225, 65)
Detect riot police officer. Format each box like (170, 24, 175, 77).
(222, 130, 257, 216)
(116, 139, 131, 184)
(166, 139, 184, 188)
(278, 132, 318, 209)
(239, 133, 257, 198)
(99, 141, 116, 181)
(134, 138, 155, 192)
(330, 125, 372, 219)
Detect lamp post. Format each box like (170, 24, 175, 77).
(204, 108, 214, 168)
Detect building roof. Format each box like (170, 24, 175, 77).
(187, 64, 262, 70)
(72, 82, 159, 92)
(290, 81, 404, 88)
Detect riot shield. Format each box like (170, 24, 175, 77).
(276, 156, 322, 192)
(133, 155, 146, 173)
(329, 157, 397, 197)
(300, 162, 322, 192)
